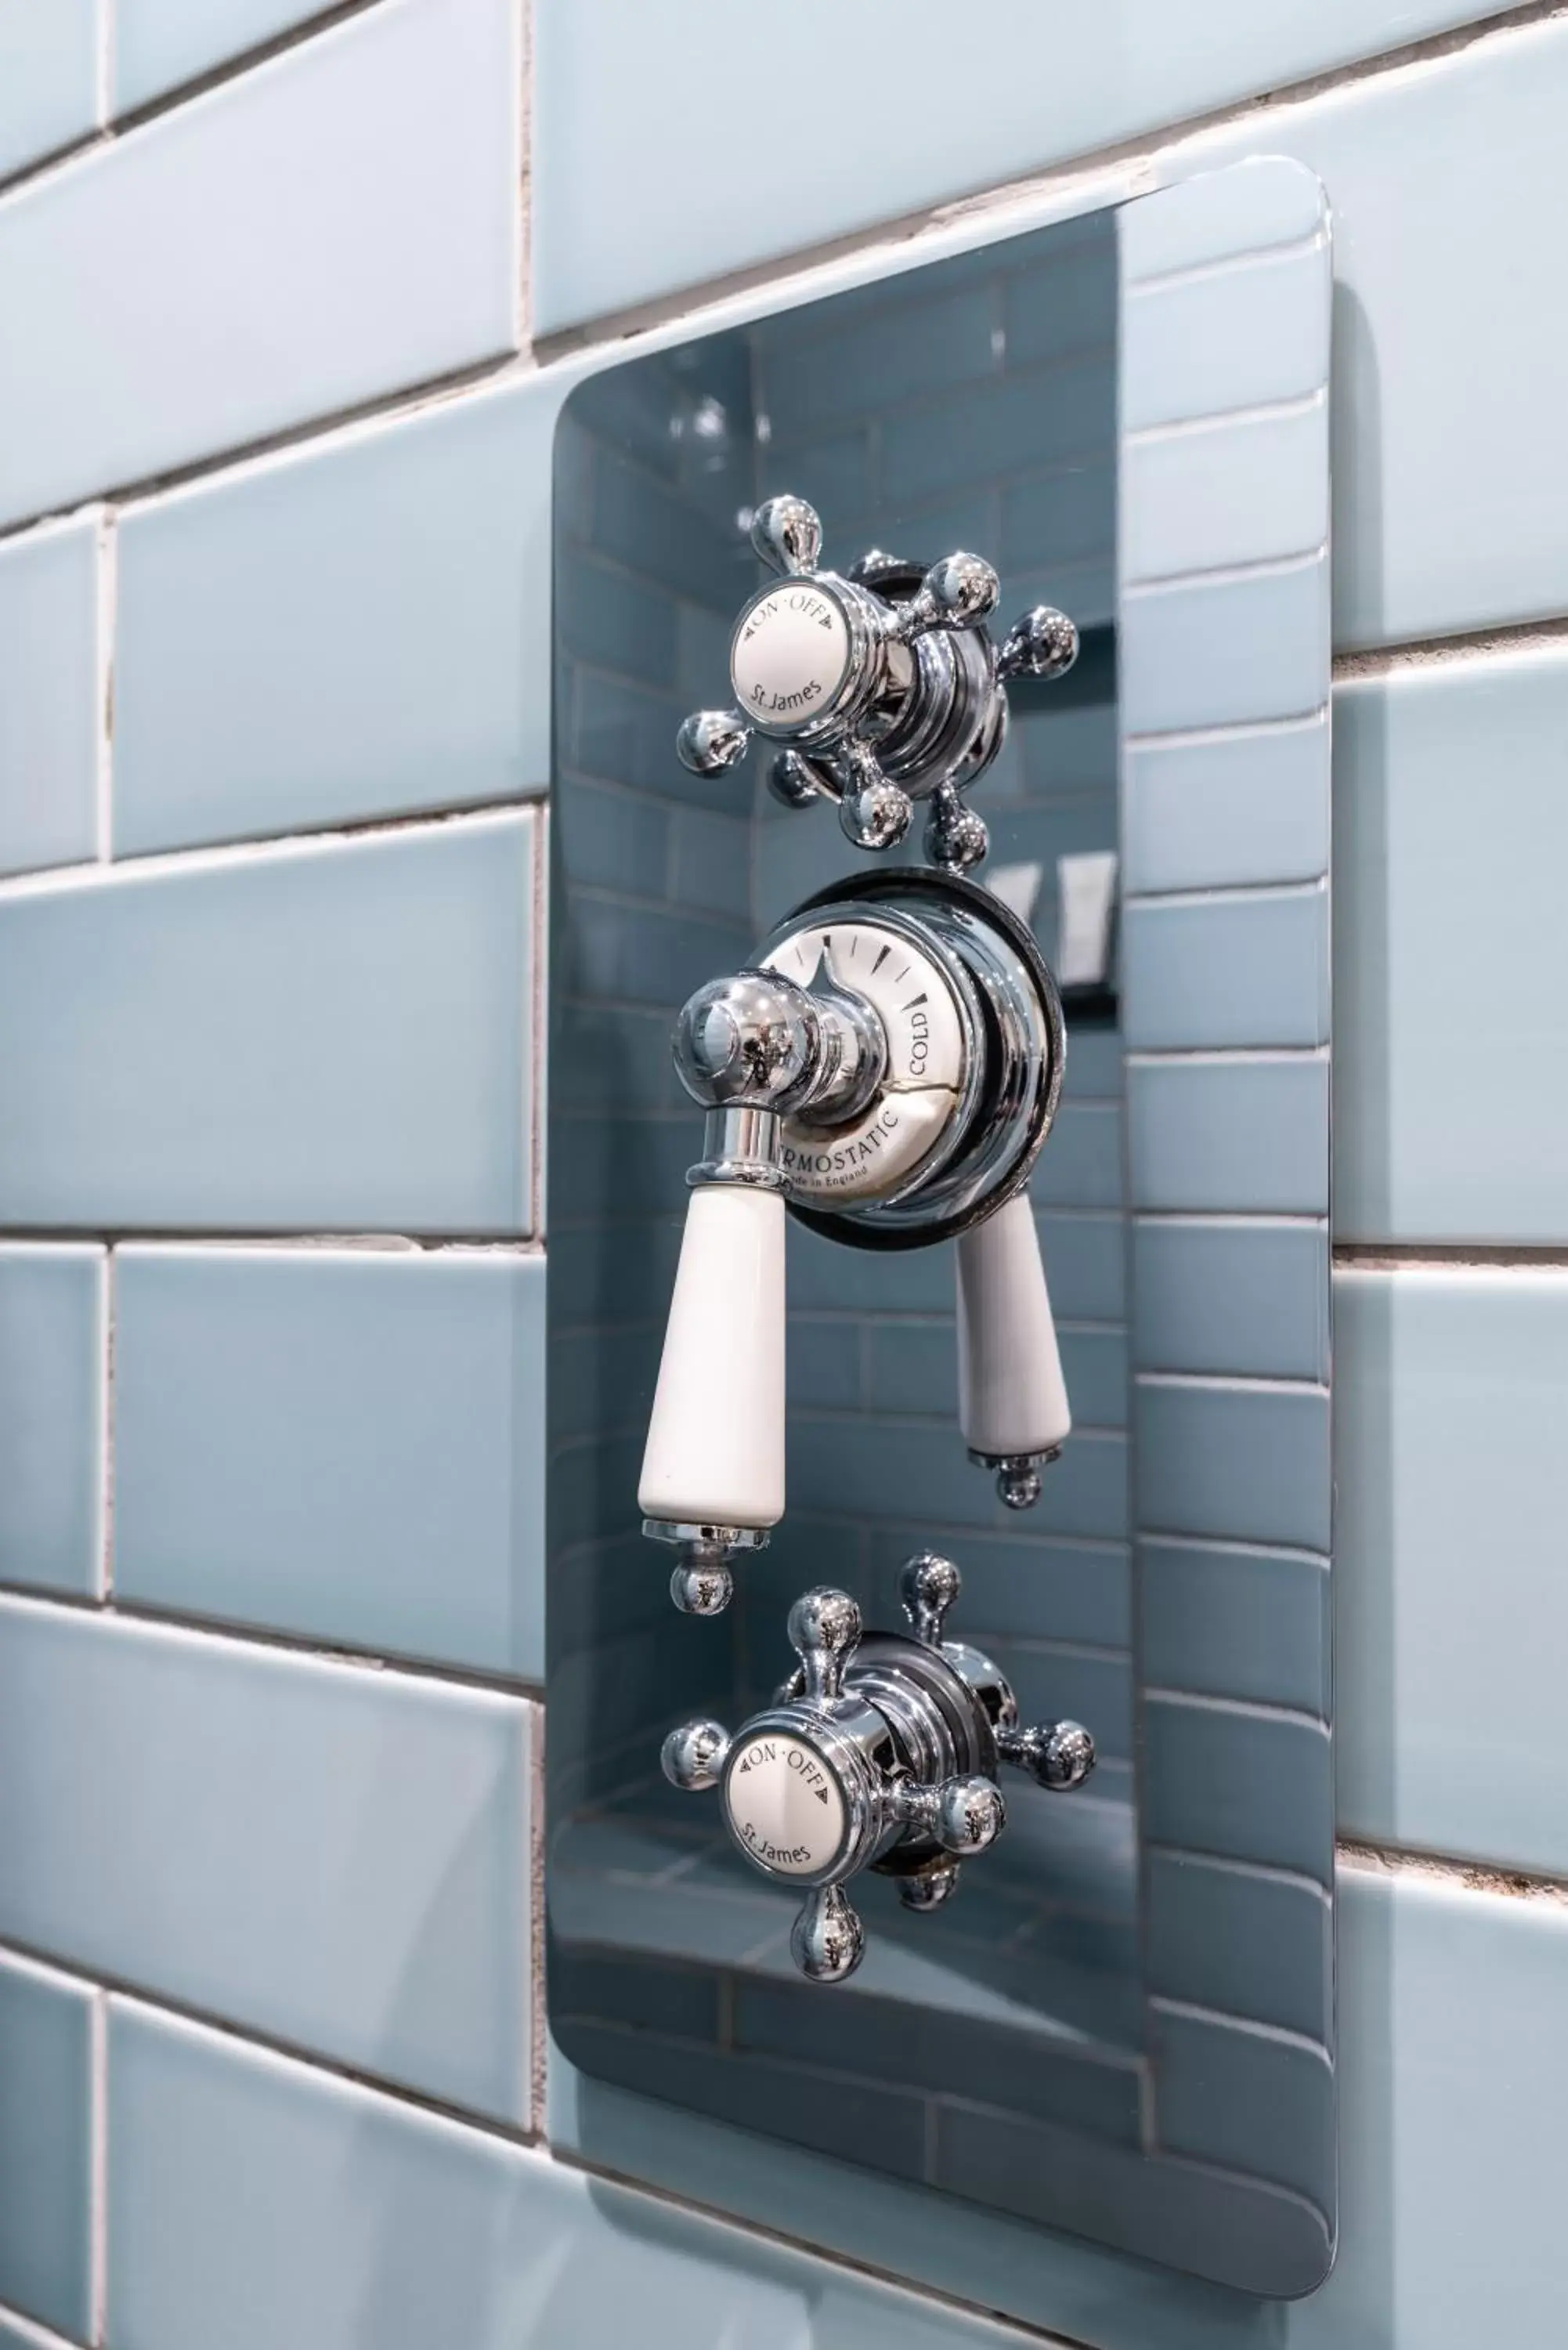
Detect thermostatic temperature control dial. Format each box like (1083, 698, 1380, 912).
(761, 912, 969, 1205)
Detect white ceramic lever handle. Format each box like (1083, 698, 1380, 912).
(956, 1193, 1071, 1489)
(638, 1182, 786, 1531)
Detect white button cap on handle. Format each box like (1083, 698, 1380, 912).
(638, 1182, 786, 1530)
(956, 1192, 1071, 1464)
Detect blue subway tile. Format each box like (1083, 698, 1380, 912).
(1154, 2003, 1333, 2214)
(1335, 648, 1568, 1243)
(564, 894, 747, 1012)
(567, 671, 687, 793)
(1121, 557, 1328, 737)
(114, 1, 336, 113)
(1145, 1851, 1331, 2042)
(1124, 400, 1328, 586)
(0, 515, 99, 877)
(1141, 1538, 1329, 1716)
(999, 461, 1115, 578)
(0, 0, 518, 528)
(530, 24, 1414, 328)
(881, 357, 1114, 505)
(115, 380, 561, 855)
(733, 1974, 1143, 2147)
(757, 429, 873, 522)
(557, 779, 670, 898)
(791, 1413, 1127, 1545)
(1038, 1213, 1125, 1323)
(864, 1526, 1131, 1652)
(1128, 1056, 1329, 1215)
(1335, 1264, 1568, 1876)
(1133, 1217, 1328, 1380)
(114, 1246, 544, 1679)
(1119, 159, 1326, 284)
(0, 1953, 94, 2340)
(1122, 237, 1331, 432)
(983, 1639, 1134, 1766)
(1060, 1024, 1122, 1101)
(1122, 887, 1328, 1052)
(1143, 1695, 1331, 1882)
(760, 283, 997, 439)
(110, 2000, 1033, 2350)
(1032, 1101, 1124, 1212)
(0, 1600, 532, 2122)
(558, 551, 680, 690)
(1019, 701, 1118, 801)
(1136, 1378, 1330, 1553)
(0, 0, 99, 180)
(589, 450, 745, 609)
(0, 813, 534, 1234)
(667, 805, 750, 918)
(1123, 714, 1329, 896)
(1186, 23, 1568, 647)
(1003, 237, 1117, 370)
(0, 1246, 103, 1598)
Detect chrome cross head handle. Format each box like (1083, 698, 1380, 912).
(660, 1556, 1095, 1984)
(677, 494, 1079, 871)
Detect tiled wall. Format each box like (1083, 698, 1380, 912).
(2, 2, 1566, 2345)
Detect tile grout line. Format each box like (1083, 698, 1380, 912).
(2, 1228, 545, 1250)
(0, 9, 1562, 557)
(529, 1713, 548, 2136)
(0, 345, 532, 553)
(0, 0, 388, 207)
(528, 0, 1568, 360)
(93, 0, 114, 135)
(1340, 1837, 1568, 1904)
(93, 511, 115, 863)
(0, 795, 543, 903)
(89, 1988, 108, 2343)
(1334, 610, 1568, 676)
(0, 1577, 545, 1705)
(99, 1252, 114, 1603)
(529, 806, 549, 1239)
(516, 0, 533, 352)
(1334, 1241, 1568, 1270)
(5, 1942, 545, 2153)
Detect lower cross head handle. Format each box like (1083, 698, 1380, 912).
(658, 1574, 1095, 1983)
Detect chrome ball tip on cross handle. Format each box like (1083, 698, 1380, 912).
(660, 1558, 1095, 1985)
(675, 494, 1079, 871)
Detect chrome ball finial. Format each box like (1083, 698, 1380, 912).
(921, 550, 1000, 627)
(935, 1774, 1006, 1856)
(669, 1559, 734, 1617)
(676, 707, 752, 776)
(660, 1718, 732, 1792)
(899, 1551, 962, 1649)
(998, 603, 1079, 682)
(789, 1585, 862, 1706)
(750, 494, 824, 577)
(999, 1718, 1097, 1791)
(790, 1884, 865, 1983)
(923, 783, 989, 875)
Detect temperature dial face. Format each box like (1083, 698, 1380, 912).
(761, 916, 968, 1204)
(722, 1730, 847, 1879)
